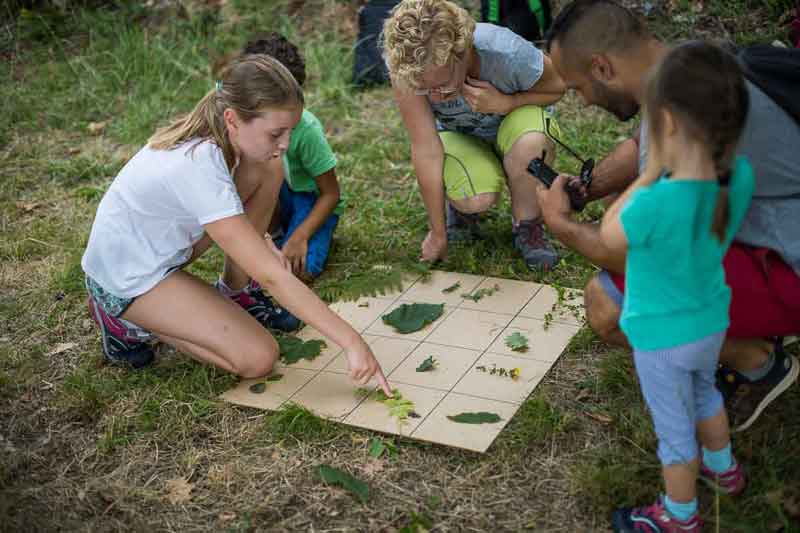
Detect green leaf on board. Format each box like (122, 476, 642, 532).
(266, 374, 284, 382)
(505, 331, 529, 352)
(316, 465, 370, 503)
(446, 412, 503, 424)
(249, 382, 266, 394)
(381, 303, 444, 334)
(416, 356, 437, 372)
(278, 336, 327, 365)
(356, 388, 417, 424)
(442, 281, 461, 293)
(461, 283, 501, 302)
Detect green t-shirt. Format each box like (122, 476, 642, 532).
(619, 156, 755, 351)
(285, 109, 343, 215)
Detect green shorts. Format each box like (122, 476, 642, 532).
(441, 105, 562, 201)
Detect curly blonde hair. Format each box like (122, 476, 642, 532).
(381, 0, 475, 90)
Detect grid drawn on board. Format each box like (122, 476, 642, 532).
(220, 270, 584, 452)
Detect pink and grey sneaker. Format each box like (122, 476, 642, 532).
(87, 297, 155, 369)
(612, 498, 703, 533)
(700, 459, 746, 496)
(222, 280, 301, 333)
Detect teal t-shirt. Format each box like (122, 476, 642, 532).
(619, 156, 755, 351)
(285, 109, 343, 215)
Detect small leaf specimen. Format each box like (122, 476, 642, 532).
(278, 336, 327, 365)
(416, 356, 437, 372)
(249, 382, 266, 394)
(382, 303, 444, 334)
(461, 283, 501, 302)
(356, 388, 418, 425)
(447, 412, 503, 424)
(316, 465, 370, 503)
(505, 331, 529, 352)
(442, 281, 461, 293)
(476, 364, 521, 380)
(248, 373, 284, 394)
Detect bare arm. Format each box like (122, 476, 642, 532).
(463, 55, 566, 113)
(205, 214, 392, 394)
(395, 87, 449, 260)
(586, 134, 640, 201)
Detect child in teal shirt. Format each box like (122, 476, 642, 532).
(600, 42, 754, 532)
(242, 33, 343, 280)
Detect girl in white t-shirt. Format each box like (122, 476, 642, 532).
(82, 55, 392, 395)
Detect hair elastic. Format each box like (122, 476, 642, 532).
(215, 80, 222, 93)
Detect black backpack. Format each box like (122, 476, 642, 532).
(738, 45, 800, 126)
(352, 0, 400, 89)
(480, 0, 552, 43)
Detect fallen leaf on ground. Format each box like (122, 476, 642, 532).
(317, 465, 370, 503)
(165, 477, 193, 504)
(87, 121, 108, 135)
(15, 201, 41, 212)
(47, 342, 78, 356)
(218, 511, 236, 522)
(585, 411, 613, 424)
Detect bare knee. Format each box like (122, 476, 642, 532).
(234, 350, 277, 378)
(450, 192, 499, 214)
(503, 132, 556, 176)
(584, 275, 627, 346)
(229, 336, 279, 378)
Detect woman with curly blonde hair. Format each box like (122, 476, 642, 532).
(382, 0, 566, 268)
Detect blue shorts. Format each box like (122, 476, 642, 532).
(275, 182, 339, 278)
(633, 331, 726, 466)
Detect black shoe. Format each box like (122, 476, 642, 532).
(717, 338, 799, 432)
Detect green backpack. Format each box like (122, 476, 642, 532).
(480, 0, 553, 43)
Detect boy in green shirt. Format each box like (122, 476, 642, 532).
(242, 33, 343, 280)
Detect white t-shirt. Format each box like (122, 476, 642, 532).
(82, 139, 244, 298)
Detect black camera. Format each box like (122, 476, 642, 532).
(527, 118, 594, 212)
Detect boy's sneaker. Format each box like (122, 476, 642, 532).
(87, 297, 155, 369)
(717, 338, 799, 432)
(699, 460, 746, 496)
(446, 202, 483, 243)
(226, 281, 302, 333)
(612, 498, 702, 533)
(513, 219, 559, 271)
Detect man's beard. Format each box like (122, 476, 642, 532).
(591, 78, 640, 121)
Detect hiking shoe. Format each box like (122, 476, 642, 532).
(699, 459, 746, 496)
(612, 498, 702, 533)
(225, 280, 302, 333)
(717, 339, 799, 432)
(87, 297, 155, 369)
(446, 202, 483, 243)
(513, 219, 559, 270)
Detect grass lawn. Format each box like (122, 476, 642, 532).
(1, 0, 798, 531)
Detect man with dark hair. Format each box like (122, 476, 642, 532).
(538, 0, 800, 434)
